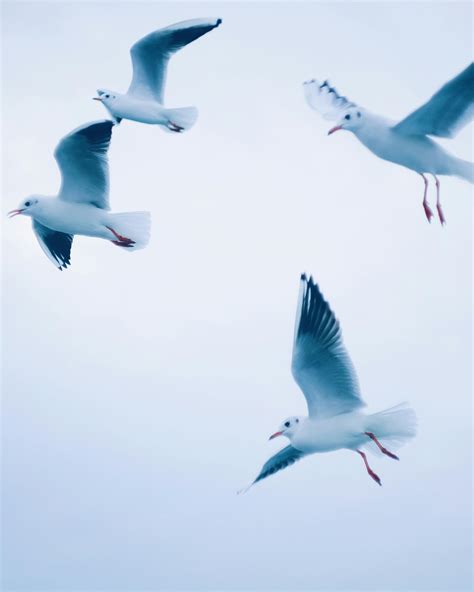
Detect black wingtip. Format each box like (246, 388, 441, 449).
(300, 272, 307, 281)
(216, 18, 223, 27)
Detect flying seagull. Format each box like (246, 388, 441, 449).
(93, 18, 222, 132)
(241, 275, 416, 491)
(8, 120, 150, 270)
(303, 63, 474, 225)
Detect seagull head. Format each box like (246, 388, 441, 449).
(93, 89, 117, 105)
(8, 196, 41, 218)
(328, 107, 365, 135)
(269, 416, 303, 441)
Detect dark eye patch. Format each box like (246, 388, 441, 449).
(357, 111, 361, 118)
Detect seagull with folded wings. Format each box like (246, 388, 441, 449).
(93, 18, 222, 132)
(241, 275, 416, 491)
(8, 120, 150, 270)
(304, 63, 474, 224)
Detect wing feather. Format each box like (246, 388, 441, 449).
(303, 79, 357, 121)
(394, 63, 474, 137)
(128, 18, 222, 102)
(251, 445, 306, 487)
(55, 120, 113, 210)
(33, 220, 73, 270)
(291, 275, 365, 418)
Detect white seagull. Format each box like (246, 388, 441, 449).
(93, 18, 222, 132)
(8, 120, 150, 270)
(304, 63, 474, 225)
(242, 275, 416, 491)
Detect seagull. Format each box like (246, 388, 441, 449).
(241, 275, 416, 492)
(8, 120, 150, 270)
(93, 18, 222, 131)
(303, 63, 474, 225)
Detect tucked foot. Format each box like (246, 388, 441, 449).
(106, 226, 136, 247)
(365, 432, 399, 460)
(167, 120, 184, 133)
(357, 450, 382, 487)
(423, 202, 434, 223)
(437, 203, 446, 226)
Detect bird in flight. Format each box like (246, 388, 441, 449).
(241, 275, 416, 491)
(8, 120, 150, 270)
(304, 63, 474, 225)
(93, 18, 222, 132)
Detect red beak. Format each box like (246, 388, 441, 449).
(269, 431, 283, 441)
(7, 209, 24, 218)
(328, 125, 343, 135)
(92, 97, 102, 101)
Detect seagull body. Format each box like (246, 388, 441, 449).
(8, 120, 151, 270)
(94, 18, 222, 132)
(243, 275, 416, 491)
(304, 63, 474, 224)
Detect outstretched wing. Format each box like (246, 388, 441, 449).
(291, 275, 365, 418)
(394, 63, 474, 138)
(55, 120, 114, 210)
(127, 18, 222, 103)
(33, 220, 73, 271)
(251, 445, 306, 488)
(303, 79, 357, 120)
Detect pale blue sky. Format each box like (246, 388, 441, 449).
(2, 1, 473, 591)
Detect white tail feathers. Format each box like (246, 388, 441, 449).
(163, 106, 198, 133)
(107, 211, 151, 251)
(364, 403, 417, 456)
(453, 158, 474, 184)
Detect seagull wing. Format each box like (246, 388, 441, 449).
(33, 220, 73, 271)
(291, 275, 365, 418)
(55, 120, 114, 210)
(127, 18, 222, 103)
(250, 445, 306, 487)
(394, 63, 474, 138)
(303, 79, 357, 120)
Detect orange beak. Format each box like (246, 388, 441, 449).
(328, 125, 343, 135)
(269, 431, 283, 441)
(8, 209, 24, 218)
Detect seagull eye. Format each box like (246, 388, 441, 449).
(344, 114, 351, 120)
(24, 201, 30, 207)
(105, 94, 110, 99)
(284, 421, 290, 428)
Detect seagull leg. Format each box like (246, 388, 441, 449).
(364, 432, 399, 460)
(106, 226, 136, 248)
(167, 121, 184, 133)
(433, 175, 446, 226)
(420, 173, 433, 223)
(357, 450, 382, 486)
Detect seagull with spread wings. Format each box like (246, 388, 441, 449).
(304, 63, 474, 225)
(8, 120, 150, 270)
(93, 18, 222, 132)
(242, 275, 416, 491)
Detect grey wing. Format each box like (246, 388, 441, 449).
(303, 79, 357, 120)
(127, 17, 222, 103)
(33, 220, 73, 270)
(291, 275, 365, 418)
(252, 445, 306, 487)
(394, 63, 474, 138)
(55, 120, 114, 210)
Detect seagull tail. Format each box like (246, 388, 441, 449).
(107, 211, 151, 251)
(452, 157, 474, 184)
(364, 403, 417, 456)
(163, 106, 198, 133)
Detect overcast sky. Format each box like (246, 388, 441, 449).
(2, 1, 473, 591)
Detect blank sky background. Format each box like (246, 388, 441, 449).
(1, 1, 473, 591)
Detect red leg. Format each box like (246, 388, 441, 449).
(433, 175, 446, 226)
(365, 432, 399, 460)
(420, 173, 433, 223)
(357, 450, 382, 486)
(106, 226, 136, 247)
